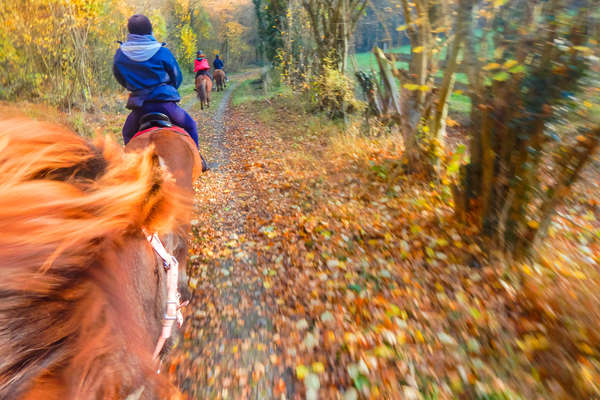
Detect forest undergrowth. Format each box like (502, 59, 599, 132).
(223, 83, 600, 399)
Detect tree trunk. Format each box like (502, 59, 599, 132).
(432, 0, 472, 142)
(529, 131, 599, 255)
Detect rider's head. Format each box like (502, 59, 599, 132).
(197, 51, 205, 58)
(215, 54, 220, 59)
(127, 14, 153, 35)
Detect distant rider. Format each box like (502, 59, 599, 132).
(194, 51, 211, 79)
(113, 14, 199, 149)
(213, 54, 224, 71)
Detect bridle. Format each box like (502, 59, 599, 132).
(144, 230, 186, 363)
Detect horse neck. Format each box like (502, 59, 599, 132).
(15, 237, 165, 400)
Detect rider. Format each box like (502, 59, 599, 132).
(194, 51, 211, 79)
(213, 54, 227, 83)
(113, 14, 199, 148)
(213, 54, 224, 71)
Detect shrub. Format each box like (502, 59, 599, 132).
(310, 63, 364, 119)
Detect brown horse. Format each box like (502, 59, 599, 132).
(214, 69, 226, 92)
(0, 119, 190, 399)
(195, 75, 212, 110)
(125, 125, 203, 299)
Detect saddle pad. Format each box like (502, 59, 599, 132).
(131, 125, 188, 141)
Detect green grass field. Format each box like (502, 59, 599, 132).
(351, 45, 472, 113)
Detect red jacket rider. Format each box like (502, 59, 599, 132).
(194, 51, 210, 78)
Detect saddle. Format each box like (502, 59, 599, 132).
(138, 112, 172, 131)
(134, 113, 209, 172)
(133, 112, 187, 141)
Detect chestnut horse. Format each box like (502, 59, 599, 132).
(195, 75, 212, 110)
(0, 120, 190, 399)
(214, 69, 226, 92)
(125, 125, 203, 300)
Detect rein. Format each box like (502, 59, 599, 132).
(143, 230, 186, 363)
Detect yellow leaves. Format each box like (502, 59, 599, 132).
(412, 46, 424, 54)
(396, 25, 407, 32)
(483, 62, 501, 71)
(263, 280, 272, 289)
(344, 332, 358, 344)
(578, 342, 594, 355)
(397, 331, 407, 344)
(502, 59, 518, 69)
(583, 101, 592, 108)
(225, 239, 238, 248)
(386, 305, 408, 320)
(296, 364, 309, 379)
(446, 117, 460, 128)
(573, 46, 592, 54)
(564, 269, 586, 280)
(374, 345, 395, 359)
(527, 220, 539, 229)
(403, 83, 429, 92)
(413, 16, 425, 26)
(188, 277, 198, 289)
(260, 224, 277, 238)
(522, 264, 533, 276)
(312, 362, 325, 373)
(516, 334, 549, 353)
(579, 362, 599, 392)
(415, 330, 425, 342)
(425, 247, 435, 258)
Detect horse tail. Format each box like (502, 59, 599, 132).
(199, 78, 207, 103)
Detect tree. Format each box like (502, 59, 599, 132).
(302, 0, 368, 73)
(353, 0, 405, 53)
(453, 0, 599, 257)
(222, 21, 250, 69)
(253, 0, 287, 64)
(0, 0, 130, 108)
(165, 0, 200, 71)
(358, 0, 599, 259)
(359, 0, 466, 172)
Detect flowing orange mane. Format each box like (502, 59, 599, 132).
(0, 119, 189, 399)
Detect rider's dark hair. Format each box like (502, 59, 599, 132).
(128, 14, 153, 35)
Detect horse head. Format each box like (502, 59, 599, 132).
(125, 124, 203, 305)
(0, 119, 188, 399)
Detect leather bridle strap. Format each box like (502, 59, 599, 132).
(143, 230, 185, 363)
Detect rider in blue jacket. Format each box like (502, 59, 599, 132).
(213, 55, 224, 70)
(113, 15, 199, 148)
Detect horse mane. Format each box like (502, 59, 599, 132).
(0, 119, 189, 399)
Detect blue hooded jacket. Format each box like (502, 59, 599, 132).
(213, 57, 224, 70)
(113, 34, 182, 109)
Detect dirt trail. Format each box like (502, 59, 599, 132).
(203, 82, 234, 169)
(168, 73, 283, 399)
